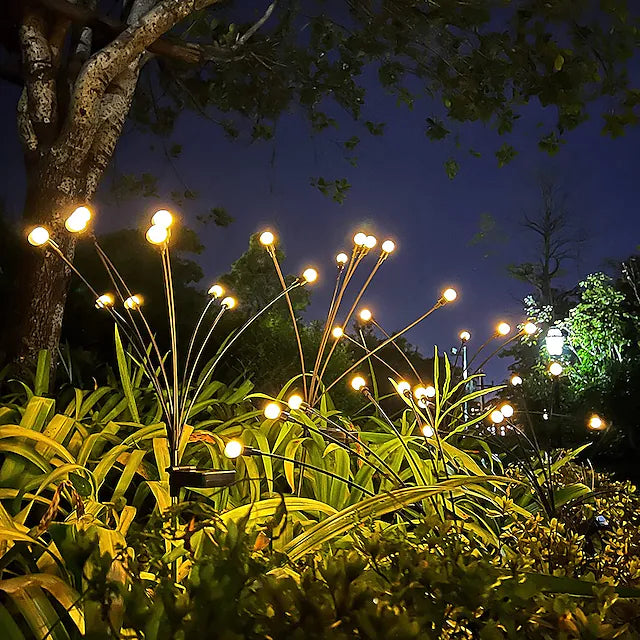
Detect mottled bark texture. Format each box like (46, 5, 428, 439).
(10, 0, 221, 369)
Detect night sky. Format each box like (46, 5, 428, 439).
(2, 69, 639, 385)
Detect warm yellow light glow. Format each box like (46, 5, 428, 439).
(425, 385, 436, 398)
(364, 235, 377, 249)
(381, 239, 395, 253)
(124, 295, 143, 310)
(27, 226, 50, 246)
(264, 403, 282, 420)
(459, 330, 471, 342)
(95, 294, 114, 309)
(208, 284, 224, 298)
(351, 375, 366, 391)
(587, 414, 606, 431)
(336, 252, 348, 265)
(359, 308, 372, 322)
(221, 296, 236, 309)
(287, 394, 304, 411)
(414, 386, 427, 400)
(332, 326, 344, 339)
(259, 230, 275, 246)
(500, 403, 514, 418)
(397, 380, 411, 395)
(353, 232, 367, 246)
(442, 288, 457, 302)
(152, 209, 173, 228)
(523, 322, 538, 335)
(549, 362, 563, 376)
(422, 424, 434, 438)
(145, 224, 168, 245)
(65, 210, 90, 232)
(497, 322, 511, 336)
(224, 439, 244, 459)
(302, 268, 318, 283)
(490, 410, 504, 424)
(510, 375, 523, 386)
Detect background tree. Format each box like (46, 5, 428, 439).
(1, 0, 638, 366)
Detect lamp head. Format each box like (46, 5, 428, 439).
(442, 288, 457, 303)
(332, 326, 344, 339)
(302, 268, 318, 284)
(27, 226, 50, 246)
(497, 322, 511, 336)
(95, 293, 115, 309)
(500, 403, 514, 418)
(259, 230, 275, 246)
(287, 394, 304, 411)
(350, 375, 366, 392)
(65, 206, 91, 233)
(459, 330, 471, 342)
(490, 409, 504, 424)
(364, 235, 377, 249)
(151, 209, 173, 228)
(336, 252, 348, 265)
(421, 424, 434, 438)
(397, 380, 411, 396)
(510, 374, 523, 386)
(381, 239, 395, 253)
(146, 224, 168, 245)
(124, 295, 143, 310)
(523, 322, 538, 335)
(353, 232, 367, 246)
(587, 414, 606, 431)
(549, 361, 563, 377)
(221, 296, 236, 309)
(208, 284, 224, 298)
(359, 308, 372, 322)
(264, 403, 282, 420)
(224, 439, 244, 459)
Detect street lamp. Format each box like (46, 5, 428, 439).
(545, 327, 565, 356)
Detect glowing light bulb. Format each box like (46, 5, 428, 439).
(442, 288, 457, 302)
(27, 226, 49, 246)
(422, 424, 434, 438)
(264, 403, 282, 420)
(65, 210, 90, 232)
(359, 308, 372, 322)
(549, 362, 563, 376)
(397, 380, 411, 395)
(381, 240, 395, 253)
(414, 386, 427, 400)
(523, 322, 538, 335)
(224, 439, 244, 459)
(287, 394, 304, 410)
(259, 231, 275, 246)
(336, 252, 348, 265)
(587, 414, 605, 431)
(425, 385, 436, 398)
(124, 295, 143, 310)
(152, 209, 173, 228)
(510, 375, 523, 386)
(353, 232, 367, 246)
(332, 326, 344, 339)
(208, 284, 224, 298)
(146, 224, 168, 245)
(351, 376, 366, 391)
(497, 322, 511, 336)
(500, 403, 514, 418)
(459, 330, 471, 342)
(221, 296, 236, 309)
(365, 235, 377, 249)
(490, 410, 504, 424)
(95, 294, 114, 309)
(302, 268, 318, 283)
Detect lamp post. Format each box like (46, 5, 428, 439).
(545, 327, 565, 356)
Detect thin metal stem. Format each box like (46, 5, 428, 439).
(342, 333, 403, 378)
(471, 331, 525, 376)
(372, 319, 423, 384)
(180, 297, 217, 393)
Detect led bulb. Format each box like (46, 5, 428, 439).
(364, 235, 377, 249)
(359, 308, 372, 322)
(287, 394, 304, 411)
(336, 252, 348, 265)
(332, 327, 344, 339)
(224, 439, 244, 459)
(208, 284, 224, 298)
(523, 322, 538, 335)
(549, 362, 563, 376)
(221, 296, 236, 309)
(414, 386, 427, 400)
(587, 414, 605, 431)
(351, 376, 366, 391)
(124, 295, 143, 310)
(95, 294, 114, 309)
(27, 226, 50, 246)
(353, 232, 367, 246)
(152, 209, 173, 228)
(497, 322, 511, 336)
(381, 240, 395, 253)
(397, 380, 411, 395)
(259, 231, 275, 246)
(459, 330, 471, 342)
(500, 403, 514, 418)
(72, 206, 92, 221)
(490, 410, 504, 424)
(425, 385, 436, 398)
(422, 424, 434, 438)
(146, 224, 168, 245)
(510, 375, 523, 386)
(442, 288, 457, 302)
(65, 212, 89, 233)
(264, 403, 282, 420)
(302, 268, 318, 283)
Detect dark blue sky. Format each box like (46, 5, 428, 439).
(2, 72, 639, 385)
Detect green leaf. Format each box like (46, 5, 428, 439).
(114, 326, 140, 423)
(444, 158, 459, 179)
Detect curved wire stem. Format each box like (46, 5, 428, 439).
(471, 331, 525, 376)
(267, 246, 307, 399)
(372, 319, 423, 384)
(180, 297, 217, 395)
(342, 333, 403, 378)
